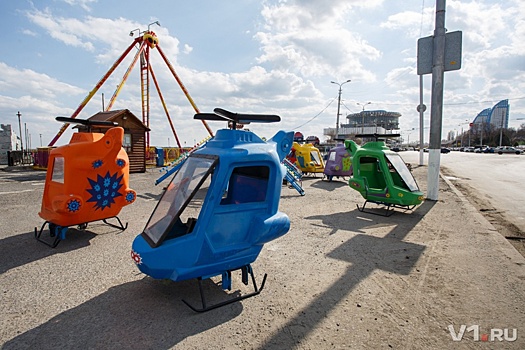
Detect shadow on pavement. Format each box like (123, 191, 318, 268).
(258, 200, 435, 349)
(0, 229, 96, 274)
(3, 277, 243, 349)
(310, 179, 347, 192)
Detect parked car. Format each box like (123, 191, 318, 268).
(482, 147, 494, 153)
(464, 147, 475, 152)
(495, 146, 523, 155)
(441, 148, 451, 154)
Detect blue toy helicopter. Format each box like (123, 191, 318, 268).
(131, 108, 293, 312)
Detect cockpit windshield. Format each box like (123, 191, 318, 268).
(310, 151, 322, 165)
(142, 154, 218, 248)
(385, 153, 419, 192)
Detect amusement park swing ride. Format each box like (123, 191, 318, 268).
(47, 21, 214, 150)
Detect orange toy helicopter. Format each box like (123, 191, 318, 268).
(35, 117, 137, 247)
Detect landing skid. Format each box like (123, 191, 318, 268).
(34, 216, 128, 248)
(182, 264, 267, 313)
(356, 200, 416, 217)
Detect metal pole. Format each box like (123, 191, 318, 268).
(357, 102, 371, 134)
(336, 86, 342, 139)
(24, 123, 28, 151)
(16, 111, 23, 153)
(480, 119, 483, 146)
(427, 0, 446, 201)
(418, 74, 425, 165)
(331, 80, 351, 140)
(361, 109, 365, 134)
(499, 109, 504, 147)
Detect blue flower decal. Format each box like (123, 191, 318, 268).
(116, 159, 125, 168)
(67, 199, 81, 212)
(125, 191, 136, 203)
(86, 171, 123, 210)
(92, 159, 103, 169)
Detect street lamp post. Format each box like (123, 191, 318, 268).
(357, 102, 372, 133)
(16, 111, 24, 155)
(331, 79, 351, 140)
(465, 119, 471, 147)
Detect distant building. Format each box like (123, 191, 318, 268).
(472, 99, 509, 130)
(0, 124, 20, 165)
(344, 110, 401, 130)
(323, 110, 401, 141)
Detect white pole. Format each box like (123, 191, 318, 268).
(427, 0, 446, 201)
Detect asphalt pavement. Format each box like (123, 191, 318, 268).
(1, 163, 524, 349)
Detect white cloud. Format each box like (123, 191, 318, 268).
(0, 62, 85, 99)
(26, 8, 96, 51)
(62, 0, 97, 12)
(255, 1, 381, 81)
(21, 29, 38, 37)
(183, 44, 193, 54)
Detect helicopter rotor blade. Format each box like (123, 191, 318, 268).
(55, 117, 117, 127)
(355, 133, 401, 138)
(214, 108, 280, 124)
(194, 113, 232, 122)
(56, 117, 90, 125)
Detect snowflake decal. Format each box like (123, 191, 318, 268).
(131, 250, 142, 265)
(92, 159, 103, 169)
(86, 171, 124, 210)
(125, 191, 136, 203)
(67, 199, 81, 212)
(116, 158, 126, 168)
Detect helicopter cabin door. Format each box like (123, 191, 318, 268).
(209, 165, 271, 250)
(141, 154, 218, 248)
(358, 156, 387, 193)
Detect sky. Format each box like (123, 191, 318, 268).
(0, 0, 524, 148)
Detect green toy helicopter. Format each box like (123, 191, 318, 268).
(345, 134, 424, 216)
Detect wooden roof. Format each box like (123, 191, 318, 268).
(87, 109, 150, 131)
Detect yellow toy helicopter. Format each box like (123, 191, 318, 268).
(287, 142, 325, 176)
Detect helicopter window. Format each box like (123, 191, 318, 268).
(310, 151, 322, 165)
(221, 166, 269, 205)
(328, 152, 336, 162)
(142, 154, 218, 248)
(51, 157, 65, 183)
(385, 153, 419, 192)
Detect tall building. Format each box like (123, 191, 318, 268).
(472, 99, 509, 129)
